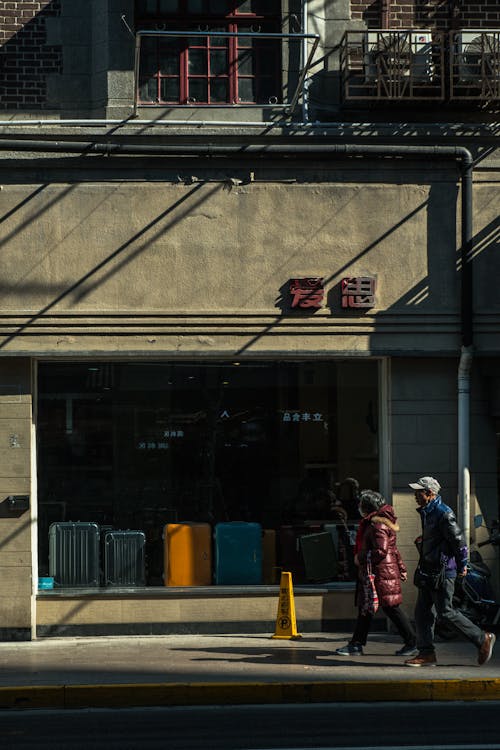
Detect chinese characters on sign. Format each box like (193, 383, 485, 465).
(282, 411, 324, 423)
(137, 429, 185, 450)
(341, 277, 376, 309)
(289, 278, 324, 309)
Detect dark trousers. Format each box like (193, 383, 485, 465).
(415, 577, 485, 654)
(351, 604, 416, 647)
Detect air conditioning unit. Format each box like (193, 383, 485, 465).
(458, 30, 500, 82)
(364, 30, 433, 82)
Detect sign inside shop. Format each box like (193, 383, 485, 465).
(282, 411, 324, 423)
(289, 277, 324, 309)
(341, 276, 376, 309)
(137, 429, 185, 450)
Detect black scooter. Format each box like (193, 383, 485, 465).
(435, 521, 500, 640)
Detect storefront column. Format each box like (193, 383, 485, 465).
(0, 359, 33, 640)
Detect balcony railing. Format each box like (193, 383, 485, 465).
(341, 29, 500, 104)
(450, 30, 500, 101)
(340, 30, 446, 102)
(133, 29, 320, 116)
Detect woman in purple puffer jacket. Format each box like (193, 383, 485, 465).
(336, 490, 416, 657)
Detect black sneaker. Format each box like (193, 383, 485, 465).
(395, 645, 419, 657)
(335, 643, 363, 656)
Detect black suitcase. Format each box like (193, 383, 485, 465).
(104, 530, 146, 587)
(49, 521, 100, 587)
(278, 524, 323, 583)
(300, 531, 338, 582)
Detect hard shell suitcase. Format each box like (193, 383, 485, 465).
(164, 522, 212, 586)
(300, 531, 338, 581)
(49, 521, 100, 587)
(215, 522, 262, 585)
(262, 529, 278, 584)
(278, 524, 323, 583)
(104, 530, 146, 587)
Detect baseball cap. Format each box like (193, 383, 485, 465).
(409, 476, 441, 494)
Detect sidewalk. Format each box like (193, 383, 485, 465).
(0, 632, 499, 710)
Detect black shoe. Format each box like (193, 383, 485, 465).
(395, 645, 419, 657)
(335, 643, 363, 656)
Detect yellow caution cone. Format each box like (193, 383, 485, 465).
(271, 570, 302, 639)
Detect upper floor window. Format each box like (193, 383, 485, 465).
(136, 0, 282, 105)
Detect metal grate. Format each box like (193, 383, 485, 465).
(450, 30, 500, 101)
(340, 29, 446, 102)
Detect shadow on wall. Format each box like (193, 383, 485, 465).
(0, 181, 221, 351)
(0, 1, 62, 111)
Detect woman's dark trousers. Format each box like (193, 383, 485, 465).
(351, 605, 416, 646)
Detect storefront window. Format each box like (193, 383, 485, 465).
(37, 360, 379, 586)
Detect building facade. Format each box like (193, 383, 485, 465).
(0, 0, 499, 639)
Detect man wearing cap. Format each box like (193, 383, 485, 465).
(405, 476, 495, 667)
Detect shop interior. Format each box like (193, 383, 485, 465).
(36, 360, 380, 586)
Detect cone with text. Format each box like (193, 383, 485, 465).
(271, 571, 302, 639)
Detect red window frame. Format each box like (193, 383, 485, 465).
(136, 1, 281, 106)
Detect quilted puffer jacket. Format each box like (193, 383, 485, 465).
(360, 505, 407, 608)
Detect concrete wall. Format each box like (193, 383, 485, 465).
(0, 360, 33, 640)
(35, 588, 364, 636)
(0, 165, 465, 357)
(391, 358, 500, 612)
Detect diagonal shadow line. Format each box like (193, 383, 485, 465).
(0, 182, 78, 252)
(0, 184, 48, 225)
(238, 187, 366, 309)
(0, 182, 210, 349)
(0, 515, 32, 551)
(73, 181, 222, 302)
(9, 182, 127, 293)
(235, 198, 429, 355)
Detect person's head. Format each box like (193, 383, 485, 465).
(409, 476, 441, 507)
(358, 489, 386, 517)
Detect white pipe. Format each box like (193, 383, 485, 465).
(0, 119, 497, 129)
(302, 0, 309, 124)
(458, 345, 473, 552)
(0, 119, 296, 128)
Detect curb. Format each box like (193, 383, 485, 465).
(2, 678, 500, 710)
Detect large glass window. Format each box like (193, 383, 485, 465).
(135, 0, 282, 105)
(37, 360, 379, 586)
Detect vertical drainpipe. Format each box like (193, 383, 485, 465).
(458, 150, 474, 551)
(301, 0, 309, 123)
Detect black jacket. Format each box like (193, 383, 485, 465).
(417, 495, 468, 578)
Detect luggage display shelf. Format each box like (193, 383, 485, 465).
(46, 520, 359, 590)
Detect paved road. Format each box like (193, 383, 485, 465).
(3, 702, 500, 750)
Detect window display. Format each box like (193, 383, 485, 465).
(37, 360, 379, 587)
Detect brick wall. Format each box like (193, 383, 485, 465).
(351, 1, 500, 29)
(0, 1, 62, 109)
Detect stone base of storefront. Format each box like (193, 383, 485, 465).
(35, 585, 390, 638)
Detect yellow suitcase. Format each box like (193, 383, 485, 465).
(164, 522, 212, 586)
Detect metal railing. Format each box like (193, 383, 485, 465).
(450, 29, 500, 101)
(340, 30, 446, 102)
(133, 29, 320, 116)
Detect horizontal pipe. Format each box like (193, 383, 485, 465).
(136, 30, 320, 40)
(0, 140, 473, 160)
(0, 120, 497, 130)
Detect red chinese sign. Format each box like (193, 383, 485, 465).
(289, 278, 324, 309)
(341, 276, 376, 309)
